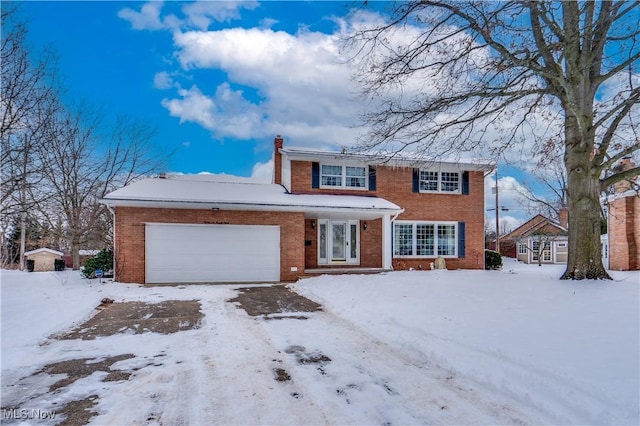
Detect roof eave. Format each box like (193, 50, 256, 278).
(280, 148, 494, 171)
(99, 198, 403, 217)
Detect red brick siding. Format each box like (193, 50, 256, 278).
(289, 160, 486, 269)
(114, 207, 305, 283)
(608, 196, 640, 271)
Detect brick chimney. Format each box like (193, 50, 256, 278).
(558, 207, 568, 229)
(614, 157, 636, 194)
(273, 135, 284, 185)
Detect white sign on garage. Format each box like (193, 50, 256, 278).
(145, 223, 280, 283)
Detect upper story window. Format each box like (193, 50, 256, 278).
(321, 165, 342, 186)
(419, 170, 460, 193)
(321, 164, 367, 189)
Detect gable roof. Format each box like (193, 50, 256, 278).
(503, 214, 567, 240)
(24, 248, 64, 257)
(100, 175, 403, 219)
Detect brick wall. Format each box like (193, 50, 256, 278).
(114, 207, 305, 283)
(289, 160, 486, 269)
(608, 195, 639, 271)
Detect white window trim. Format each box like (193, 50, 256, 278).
(320, 163, 368, 190)
(393, 220, 458, 258)
(518, 244, 528, 254)
(531, 241, 540, 261)
(419, 170, 461, 194)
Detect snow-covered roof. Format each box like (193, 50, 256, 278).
(280, 146, 495, 171)
(100, 175, 403, 219)
(24, 248, 64, 257)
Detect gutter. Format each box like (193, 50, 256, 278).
(105, 205, 116, 282)
(99, 198, 403, 216)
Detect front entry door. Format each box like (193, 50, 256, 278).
(318, 220, 360, 265)
(331, 222, 347, 261)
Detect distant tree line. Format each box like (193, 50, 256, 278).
(1, 4, 164, 270)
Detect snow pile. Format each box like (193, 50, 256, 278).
(296, 260, 640, 424)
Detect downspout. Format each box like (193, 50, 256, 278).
(385, 209, 405, 270)
(106, 204, 116, 282)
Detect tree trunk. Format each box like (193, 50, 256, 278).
(71, 238, 81, 270)
(561, 121, 611, 280)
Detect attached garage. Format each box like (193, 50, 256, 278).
(145, 223, 280, 283)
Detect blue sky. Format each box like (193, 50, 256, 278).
(16, 1, 549, 228)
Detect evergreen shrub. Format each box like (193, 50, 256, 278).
(485, 249, 503, 270)
(82, 248, 114, 278)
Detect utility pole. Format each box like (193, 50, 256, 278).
(495, 169, 500, 254)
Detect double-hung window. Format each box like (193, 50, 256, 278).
(321, 164, 367, 189)
(418, 170, 460, 193)
(440, 172, 460, 192)
(345, 166, 366, 188)
(393, 221, 458, 257)
(321, 165, 343, 187)
(419, 171, 439, 191)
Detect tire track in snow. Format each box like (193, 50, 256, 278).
(259, 307, 550, 425)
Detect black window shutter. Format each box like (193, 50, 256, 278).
(462, 171, 470, 195)
(368, 166, 377, 191)
(312, 162, 320, 188)
(458, 222, 466, 258)
(412, 169, 420, 193)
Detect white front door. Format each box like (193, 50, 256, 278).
(331, 222, 347, 261)
(318, 220, 359, 265)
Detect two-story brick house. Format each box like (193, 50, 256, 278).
(101, 136, 492, 284)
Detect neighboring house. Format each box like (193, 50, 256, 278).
(501, 214, 569, 265)
(24, 248, 64, 272)
(100, 136, 492, 284)
(603, 157, 639, 271)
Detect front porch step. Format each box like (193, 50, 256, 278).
(303, 267, 390, 276)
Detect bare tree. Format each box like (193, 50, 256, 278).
(38, 105, 162, 269)
(514, 139, 568, 220)
(518, 232, 561, 267)
(1, 4, 61, 268)
(348, 1, 640, 279)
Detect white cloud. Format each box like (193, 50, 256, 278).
(163, 26, 361, 148)
(118, 2, 169, 31)
(250, 159, 273, 183)
(161, 83, 265, 140)
(161, 85, 216, 128)
(182, 1, 259, 29)
(153, 71, 174, 89)
(120, 1, 260, 32)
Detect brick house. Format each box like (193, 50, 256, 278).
(604, 158, 639, 271)
(101, 136, 492, 284)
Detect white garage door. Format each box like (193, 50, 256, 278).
(145, 223, 280, 283)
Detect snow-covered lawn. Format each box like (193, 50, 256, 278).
(1, 260, 638, 425)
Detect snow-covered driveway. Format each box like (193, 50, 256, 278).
(1, 261, 638, 425)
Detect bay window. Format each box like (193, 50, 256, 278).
(393, 221, 460, 258)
